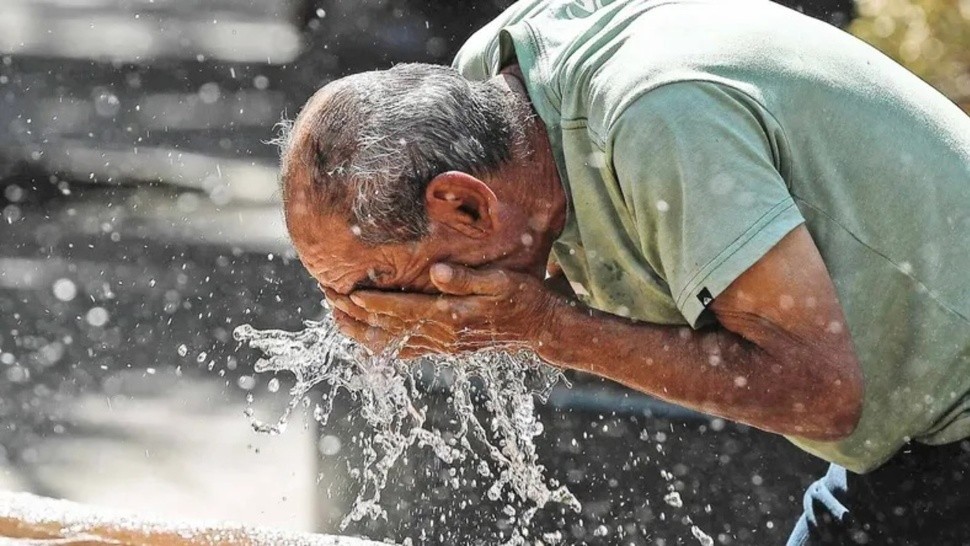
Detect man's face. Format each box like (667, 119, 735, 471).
(286, 189, 557, 303)
(288, 211, 443, 296)
(282, 72, 568, 301)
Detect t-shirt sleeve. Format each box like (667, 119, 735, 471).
(452, 33, 493, 81)
(609, 81, 805, 327)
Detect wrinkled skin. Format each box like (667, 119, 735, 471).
(282, 69, 864, 442)
(323, 263, 558, 359)
(285, 69, 569, 358)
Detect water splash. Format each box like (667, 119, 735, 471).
(691, 525, 715, 546)
(232, 310, 580, 542)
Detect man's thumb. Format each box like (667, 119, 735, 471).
(431, 263, 506, 296)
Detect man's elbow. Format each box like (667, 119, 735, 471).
(830, 351, 865, 438)
(802, 354, 864, 441)
(822, 385, 863, 441)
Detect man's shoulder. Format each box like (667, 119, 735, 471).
(452, 0, 552, 80)
(452, 0, 672, 81)
(454, 0, 902, 143)
(454, 0, 821, 125)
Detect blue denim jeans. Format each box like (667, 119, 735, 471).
(787, 440, 970, 545)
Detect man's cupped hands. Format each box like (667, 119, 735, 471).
(323, 264, 562, 359)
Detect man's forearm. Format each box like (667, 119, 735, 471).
(532, 302, 858, 440)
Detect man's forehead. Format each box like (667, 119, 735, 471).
(281, 78, 364, 207)
(289, 209, 355, 251)
(292, 238, 362, 287)
(282, 80, 349, 171)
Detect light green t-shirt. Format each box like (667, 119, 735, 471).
(453, 0, 970, 473)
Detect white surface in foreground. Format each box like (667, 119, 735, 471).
(0, 491, 388, 546)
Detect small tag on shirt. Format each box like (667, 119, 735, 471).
(569, 281, 590, 297)
(697, 287, 714, 308)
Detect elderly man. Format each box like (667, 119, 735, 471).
(280, 0, 970, 543)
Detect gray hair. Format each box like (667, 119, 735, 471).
(280, 63, 527, 244)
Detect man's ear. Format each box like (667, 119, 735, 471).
(425, 171, 500, 238)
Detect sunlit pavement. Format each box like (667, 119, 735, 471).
(0, 0, 357, 524)
(10, 371, 318, 530)
(0, 186, 341, 532)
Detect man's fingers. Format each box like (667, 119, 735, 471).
(329, 292, 373, 324)
(332, 308, 384, 351)
(324, 288, 418, 332)
(349, 291, 473, 336)
(332, 308, 452, 359)
(320, 285, 342, 302)
(429, 264, 511, 296)
(350, 291, 437, 319)
(397, 336, 447, 360)
(321, 285, 372, 321)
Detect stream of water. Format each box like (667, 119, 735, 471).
(233, 307, 580, 544)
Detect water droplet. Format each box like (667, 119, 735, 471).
(691, 525, 714, 546)
(52, 279, 77, 302)
(93, 90, 120, 117)
(3, 184, 24, 202)
(318, 434, 342, 456)
(663, 491, 684, 508)
(198, 82, 221, 104)
(85, 307, 109, 327)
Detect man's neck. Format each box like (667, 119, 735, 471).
(494, 64, 568, 264)
(498, 64, 533, 113)
(497, 63, 566, 234)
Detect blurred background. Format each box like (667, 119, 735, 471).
(0, 0, 966, 544)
